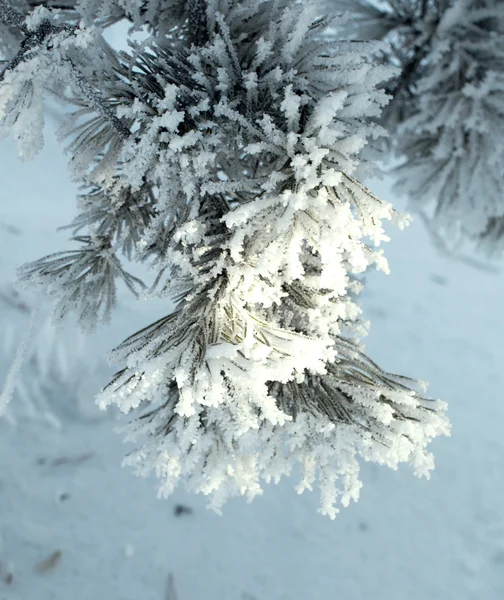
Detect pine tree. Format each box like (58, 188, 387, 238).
(0, 0, 449, 518)
(327, 0, 504, 255)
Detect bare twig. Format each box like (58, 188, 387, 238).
(35, 550, 62, 573)
(0, 220, 21, 235)
(165, 573, 178, 600)
(36, 452, 94, 467)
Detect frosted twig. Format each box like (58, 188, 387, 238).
(0, 303, 40, 417)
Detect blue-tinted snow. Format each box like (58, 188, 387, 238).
(0, 110, 503, 600)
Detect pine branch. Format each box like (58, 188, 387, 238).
(0, 0, 26, 29)
(329, 0, 504, 252)
(18, 235, 145, 330)
(67, 63, 131, 141)
(0, 0, 450, 518)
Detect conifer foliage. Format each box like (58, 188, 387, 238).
(328, 0, 504, 254)
(0, 0, 450, 517)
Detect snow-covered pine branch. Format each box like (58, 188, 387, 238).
(327, 0, 504, 255)
(0, 0, 450, 517)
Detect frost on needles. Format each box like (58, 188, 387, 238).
(327, 0, 504, 255)
(0, 0, 450, 518)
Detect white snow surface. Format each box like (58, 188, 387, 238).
(1, 115, 504, 599)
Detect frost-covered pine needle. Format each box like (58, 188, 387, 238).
(0, 0, 451, 517)
(0, 303, 40, 417)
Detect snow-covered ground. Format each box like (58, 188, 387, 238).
(1, 107, 504, 600)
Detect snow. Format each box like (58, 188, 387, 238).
(1, 9, 504, 594)
(1, 110, 503, 599)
